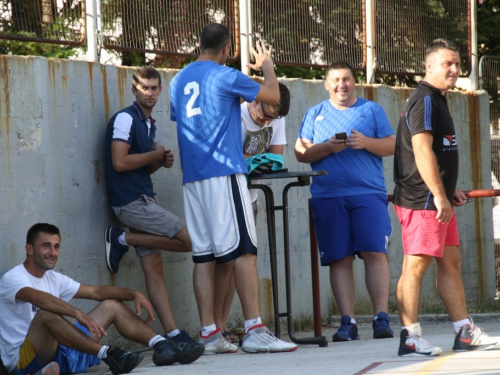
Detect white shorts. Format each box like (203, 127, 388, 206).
(183, 174, 257, 264)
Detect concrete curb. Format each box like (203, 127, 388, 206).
(331, 313, 500, 325)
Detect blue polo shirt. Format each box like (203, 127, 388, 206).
(105, 102, 156, 207)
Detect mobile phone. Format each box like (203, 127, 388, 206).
(335, 132, 347, 140)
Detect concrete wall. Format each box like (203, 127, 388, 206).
(0, 56, 495, 341)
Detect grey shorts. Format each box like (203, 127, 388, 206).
(112, 195, 186, 257)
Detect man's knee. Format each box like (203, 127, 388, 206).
(175, 227, 192, 252)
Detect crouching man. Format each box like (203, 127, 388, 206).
(0, 223, 204, 375)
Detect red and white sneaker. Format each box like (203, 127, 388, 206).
(453, 322, 500, 351)
(398, 323, 442, 357)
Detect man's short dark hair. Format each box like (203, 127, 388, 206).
(200, 23, 230, 53)
(425, 39, 459, 62)
(26, 223, 60, 246)
(275, 83, 291, 117)
(132, 66, 161, 88)
(325, 62, 355, 80)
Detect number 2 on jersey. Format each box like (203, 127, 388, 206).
(184, 82, 202, 118)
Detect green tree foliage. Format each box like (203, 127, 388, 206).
(478, 0, 500, 57)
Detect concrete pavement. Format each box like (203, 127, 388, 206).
(79, 316, 500, 375)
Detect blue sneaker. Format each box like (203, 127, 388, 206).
(373, 311, 394, 339)
(332, 315, 359, 342)
(170, 330, 197, 345)
(105, 226, 129, 273)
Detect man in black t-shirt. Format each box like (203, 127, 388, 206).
(393, 39, 500, 357)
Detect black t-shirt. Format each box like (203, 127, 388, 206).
(393, 81, 458, 210)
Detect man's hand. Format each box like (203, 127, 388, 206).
(247, 40, 274, 72)
(346, 129, 368, 150)
(453, 189, 468, 206)
(434, 195, 453, 223)
(132, 291, 155, 325)
(326, 137, 348, 154)
(160, 149, 174, 168)
(152, 142, 166, 160)
(75, 310, 107, 338)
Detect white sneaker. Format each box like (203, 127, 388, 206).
(398, 323, 442, 357)
(453, 323, 500, 351)
(198, 329, 238, 355)
(241, 324, 298, 353)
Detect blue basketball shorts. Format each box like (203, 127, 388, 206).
(311, 193, 392, 266)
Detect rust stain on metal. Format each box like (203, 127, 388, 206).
(93, 159, 100, 185)
(61, 62, 68, 94)
(100, 65, 110, 123)
(117, 67, 127, 110)
(468, 93, 485, 299)
(88, 63, 94, 105)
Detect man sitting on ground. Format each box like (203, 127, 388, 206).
(0, 223, 204, 375)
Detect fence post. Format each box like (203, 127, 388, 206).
(239, 0, 252, 75)
(365, 0, 375, 84)
(470, 0, 478, 91)
(85, 0, 98, 62)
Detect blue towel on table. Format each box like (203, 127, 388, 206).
(246, 153, 285, 175)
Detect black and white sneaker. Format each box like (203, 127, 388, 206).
(453, 323, 500, 351)
(398, 324, 442, 357)
(102, 346, 144, 375)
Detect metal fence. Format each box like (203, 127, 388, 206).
(374, 0, 471, 75)
(0, 0, 85, 45)
(100, 0, 239, 61)
(479, 55, 500, 288)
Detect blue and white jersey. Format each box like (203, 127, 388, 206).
(298, 98, 394, 198)
(169, 61, 261, 184)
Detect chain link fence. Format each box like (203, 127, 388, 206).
(480, 56, 500, 289)
(0, 0, 85, 45)
(375, 0, 470, 75)
(100, 0, 239, 61)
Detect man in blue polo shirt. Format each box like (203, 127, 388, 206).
(104, 66, 202, 350)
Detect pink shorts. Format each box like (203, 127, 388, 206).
(394, 205, 460, 257)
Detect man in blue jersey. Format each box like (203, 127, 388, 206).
(104, 66, 203, 348)
(169, 23, 297, 355)
(295, 62, 395, 343)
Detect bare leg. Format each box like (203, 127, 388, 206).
(435, 245, 469, 322)
(140, 253, 177, 334)
(213, 261, 234, 330)
(329, 256, 355, 317)
(362, 252, 390, 315)
(233, 253, 260, 320)
(193, 261, 216, 326)
(126, 227, 192, 253)
(396, 254, 432, 326)
(221, 270, 236, 332)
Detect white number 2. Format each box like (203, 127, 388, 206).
(184, 82, 201, 118)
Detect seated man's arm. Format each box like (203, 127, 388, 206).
(266, 144, 284, 155)
(15, 287, 107, 337)
(111, 141, 165, 172)
(75, 285, 155, 324)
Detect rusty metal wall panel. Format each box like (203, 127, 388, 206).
(100, 0, 239, 60)
(0, 0, 85, 45)
(251, 0, 365, 69)
(374, 0, 470, 76)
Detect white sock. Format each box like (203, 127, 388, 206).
(200, 324, 217, 337)
(97, 345, 110, 359)
(148, 335, 165, 348)
(453, 318, 471, 333)
(402, 322, 421, 336)
(118, 233, 128, 246)
(166, 329, 180, 338)
(244, 317, 262, 333)
(350, 318, 357, 325)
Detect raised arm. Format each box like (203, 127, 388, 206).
(247, 41, 279, 105)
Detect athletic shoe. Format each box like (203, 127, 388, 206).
(398, 327, 442, 357)
(152, 338, 205, 366)
(170, 330, 197, 345)
(104, 226, 129, 273)
(241, 324, 298, 353)
(199, 329, 239, 354)
(372, 311, 394, 339)
(453, 323, 500, 351)
(102, 346, 144, 375)
(332, 315, 359, 342)
(34, 362, 60, 375)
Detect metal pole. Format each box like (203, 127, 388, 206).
(239, 0, 252, 75)
(470, 0, 478, 90)
(85, 0, 98, 62)
(365, 0, 375, 84)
